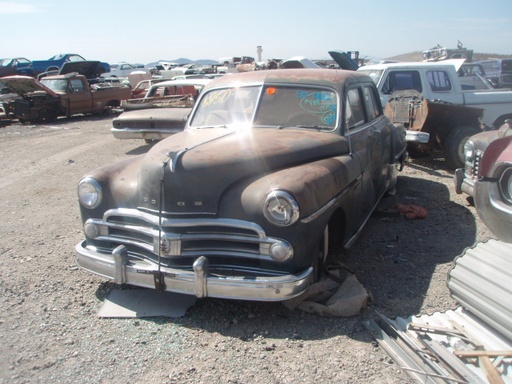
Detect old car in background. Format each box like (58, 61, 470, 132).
(121, 78, 210, 110)
(101, 62, 147, 78)
(0, 57, 32, 77)
(29, 53, 110, 77)
(472, 133, 512, 242)
(0, 68, 131, 122)
(129, 79, 166, 99)
(112, 78, 211, 142)
(476, 59, 512, 89)
(455, 121, 512, 199)
(75, 69, 407, 301)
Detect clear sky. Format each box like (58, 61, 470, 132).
(1, 0, 511, 65)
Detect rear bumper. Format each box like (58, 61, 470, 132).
(405, 130, 430, 143)
(75, 241, 313, 301)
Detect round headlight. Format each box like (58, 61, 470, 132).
(78, 177, 103, 209)
(464, 140, 475, 161)
(263, 191, 299, 226)
(499, 167, 512, 204)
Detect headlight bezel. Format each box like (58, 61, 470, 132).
(78, 177, 103, 209)
(263, 190, 300, 227)
(498, 167, 512, 204)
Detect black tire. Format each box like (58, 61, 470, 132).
(312, 226, 329, 283)
(443, 126, 480, 170)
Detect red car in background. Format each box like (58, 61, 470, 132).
(473, 132, 512, 242)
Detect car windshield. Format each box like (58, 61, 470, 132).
(357, 69, 383, 85)
(189, 85, 337, 130)
(40, 79, 68, 92)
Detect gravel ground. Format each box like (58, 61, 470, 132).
(0, 115, 493, 384)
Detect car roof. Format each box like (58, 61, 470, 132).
(200, 68, 371, 92)
(358, 59, 465, 71)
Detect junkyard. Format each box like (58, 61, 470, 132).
(0, 115, 505, 383)
(1, 44, 512, 383)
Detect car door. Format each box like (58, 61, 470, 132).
(66, 78, 92, 114)
(362, 83, 392, 195)
(345, 85, 387, 221)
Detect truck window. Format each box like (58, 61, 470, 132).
(362, 85, 381, 121)
(70, 79, 85, 92)
(382, 71, 422, 94)
(345, 88, 365, 130)
(427, 70, 452, 91)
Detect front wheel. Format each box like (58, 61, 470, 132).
(312, 226, 329, 283)
(443, 126, 480, 170)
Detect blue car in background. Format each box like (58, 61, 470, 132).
(30, 53, 110, 77)
(0, 57, 33, 77)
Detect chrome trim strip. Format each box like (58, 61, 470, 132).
(301, 177, 359, 224)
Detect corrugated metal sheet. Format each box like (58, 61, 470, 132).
(365, 239, 512, 383)
(366, 308, 512, 383)
(448, 239, 512, 341)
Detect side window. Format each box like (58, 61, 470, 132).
(427, 70, 452, 91)
(70, 79, 85, 92)
(345, 88, 365, 130)
(362, 85, 381, 121)
(382, 71, 422, 94)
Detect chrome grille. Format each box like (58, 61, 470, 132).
(86, 208, 279, 262)
(468, 150, 483, 179)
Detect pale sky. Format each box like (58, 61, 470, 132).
(1, 0, 511, 65)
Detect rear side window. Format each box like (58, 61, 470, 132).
(70, 79, 84, 92)
(427, 70, 452, 91)
(345, 88, 365, 130)
(382, 71, 422, 94)
(362, 85, 381, 121)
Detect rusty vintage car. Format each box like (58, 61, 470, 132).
(473, 134, 512, 243)
(75, 69, 407, 301)
(454, 121, 512, 198)
(112, 78, 211, 142)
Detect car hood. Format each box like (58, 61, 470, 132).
(469, 123, 512, 150)
(137, 127, 349, 214)
(0, 76, 59, 98)
(59, 60, 103, 78)
(328, 51, 359, 71)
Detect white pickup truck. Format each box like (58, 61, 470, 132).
(358, 60, 512, 129)
(357, 61, 512, 169)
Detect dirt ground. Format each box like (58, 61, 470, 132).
(0, 114, 494, 384)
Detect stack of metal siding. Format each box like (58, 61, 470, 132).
(365, 239, 512, 383)
(448, 238, 512, 342)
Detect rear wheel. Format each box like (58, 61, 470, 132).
(443, 126, 480, 170)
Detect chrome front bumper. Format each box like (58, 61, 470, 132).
(75, 241, 313, 301)
(454, 168, 475, 197)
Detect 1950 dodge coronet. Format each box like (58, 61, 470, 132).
(75, 68, 407, 301)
